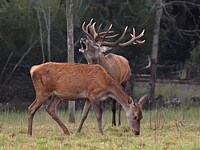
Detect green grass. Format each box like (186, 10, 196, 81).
(155, 83, 200, 97)
(134, 82, 200, 98)
(0, 107, 200, 150)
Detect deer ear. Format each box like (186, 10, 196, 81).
(128, 97, 136, 107)
(132, 101, 136, 107)
(100, 46, 112, 53)
(138, 94, 150, 106)
(128, 98, 132, 104)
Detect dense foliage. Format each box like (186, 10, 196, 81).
(0, 0, 199, 105)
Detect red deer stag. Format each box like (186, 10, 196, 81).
(79, 19, 145, 126)
(28, 62, 149, 136)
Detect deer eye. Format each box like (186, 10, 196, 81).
(134, 116, 138, 120)
(95, 43, 100, 47)
(134, 115, 141, 121)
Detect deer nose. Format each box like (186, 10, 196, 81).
(133, 129, 140, 136)
(80, 38, 85, 43)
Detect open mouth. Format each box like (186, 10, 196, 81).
(79, 38, 87, 53)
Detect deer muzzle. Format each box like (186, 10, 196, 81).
(79, 38, 87, 53)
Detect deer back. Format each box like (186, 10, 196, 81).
(30, 62, 111, 100)
(104, 53, 131, 83)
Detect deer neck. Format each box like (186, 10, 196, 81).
(93, 54, 110, 72)
(109, 79, 130, 112)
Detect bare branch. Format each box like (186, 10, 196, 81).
(0, 41, 37, 93)
(0, 51, 13, 82)
(165, 1, 200, 7)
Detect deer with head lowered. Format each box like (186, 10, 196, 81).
(79, 19, 145, 126)
(28, 62, 149, 136)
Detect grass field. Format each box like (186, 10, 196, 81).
(0, 106, 200, 150)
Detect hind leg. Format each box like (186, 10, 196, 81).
(45, 96, 70, 135)
(28, 95, 48, 136)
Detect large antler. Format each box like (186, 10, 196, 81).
(82, 19, 145, 47)
(82, 19, 116, 42)
(101, 27, 145, 47)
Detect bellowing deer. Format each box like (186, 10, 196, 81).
(28, 62, 149, 136)
(79, 19, 145, 126)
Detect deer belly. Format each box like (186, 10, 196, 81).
(98, 93, 111, 101)
(53, 90, 88, 100)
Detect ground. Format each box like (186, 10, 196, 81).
(0, 108, 199, 150)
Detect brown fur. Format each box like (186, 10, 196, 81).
(28, 62, 148, 136)
(79, 20, 145, 128)
(104, 53, 131, 83)
(80, 38, 131, 126)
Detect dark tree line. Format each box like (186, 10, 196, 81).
(0, 0, 199, 108)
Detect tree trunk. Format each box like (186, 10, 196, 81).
(36, 8, 45, 63)
(150, 0, 162, 101)
(149, 0, 162, 128)
(47, 4, 51, 61)
(66, 0, 75, 123)
(42, 0, 51, 62)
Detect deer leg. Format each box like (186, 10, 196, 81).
(45, 96, 70, 135)
(117, 82, 128, 126)
(28, 97, 47, 136)
(112, 99, 117, 126)
(90, 99, 103, 134)
(118, 104, 122, 126)
(77, 100, 91, 133)
(99, 101, 104, 115)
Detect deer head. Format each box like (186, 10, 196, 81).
(79, 19, 145, 60)
(127, 94, 149, 135)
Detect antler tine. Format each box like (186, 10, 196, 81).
(136, 39, 146, 44)
(115, 26, 128, 43)
(89, 22, 99, 41)
(97, 23, 102, 33)
(99, 31, 115, 36)
(101, 26, 128, 46)
(118, 28, 145, 47)
(85, 19, 93, 34)
(97, 23, 115, 35)
(81, 19, 94, 40)
(132, 29, 145, 44)
(132, 27, 135, 38)
(82, 21, 93, 40)
(104, 34, 119, 39)
(95, 22, 118, 42)
(82, 21, 86, 32)
(135, 29, 145, 44)
(101, 24, 113, 41)
(89, 18, 93, 25)
(133, 29, 145, 39)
